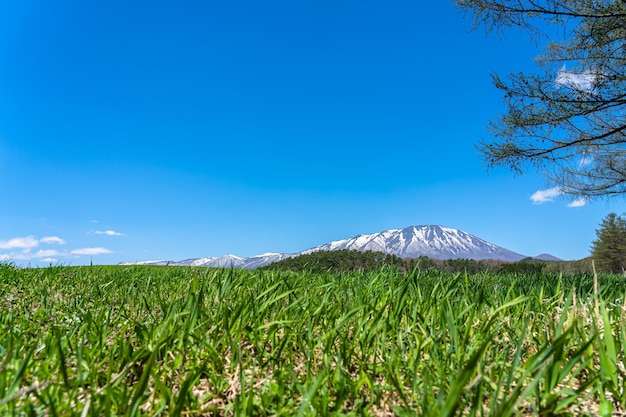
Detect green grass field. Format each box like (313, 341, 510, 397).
(1, 263, 626, 416)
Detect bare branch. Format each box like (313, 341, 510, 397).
(456, 0, 626, 197)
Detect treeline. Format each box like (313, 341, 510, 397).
(259, 250, 406, 274)
(421, 257, 596, 275)
(402, 256, 556, 275)
(260, 250, 592, 275)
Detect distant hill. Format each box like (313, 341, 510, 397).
(533, 253, 563, 261)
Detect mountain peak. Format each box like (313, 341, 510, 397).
(533, 253, 563, 261)
(121, 224, 537, 268)
(305, 225, 525, 262)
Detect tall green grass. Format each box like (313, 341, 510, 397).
(1, 263, 625, 415)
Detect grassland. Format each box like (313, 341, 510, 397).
(1, 263, 626, 416)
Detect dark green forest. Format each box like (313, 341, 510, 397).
(260, 249, 595, 275)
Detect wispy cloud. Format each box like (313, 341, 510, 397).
(555, 67, 597, 92)
(40, 236, 66, 245)
(93, 230, 125, 236)
(530, 187, 562, 204)
(0, 235, 65, 250)
(567, 198, 587, 208)
(0, 234, 115, 263)
(579, 154, 593, 167)
(1, 251, 52, 261)
(71, 247, 113, 255)
(531, 187, 588, 208)
(40, 257, 59, 263)
(35, 249, 60, 257)
(0, 236, 39, 250)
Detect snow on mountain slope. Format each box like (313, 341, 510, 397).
(241, 252, 294, 269)
(120, 225, 532, 268)
(302, 225, 526, 262)
(119, 260, 172, 266)
(173, 255, 246, 268)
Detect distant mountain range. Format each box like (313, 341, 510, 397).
(120, 225, 560, 268)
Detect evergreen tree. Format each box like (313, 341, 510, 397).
(590, 213, 626, 273)
(498, 258, 546, 275)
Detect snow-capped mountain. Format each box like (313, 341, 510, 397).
(173, 255, 246, 268)
(123, 255, 248, 268)
(120, 225, 539, 268)
(303, 225, 526, 262)
(239, 253, 294, 269)
(120, 253, 295, 268)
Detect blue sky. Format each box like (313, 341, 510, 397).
(1, 0, 623, 265)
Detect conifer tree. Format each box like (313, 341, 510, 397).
(590, 212, 626, 273)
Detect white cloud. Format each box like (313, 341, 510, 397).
(0, 235, 69, 263)
(555, 67, 597, 92)
(40, 258, 59, 263)
(0, 236, 39, 250)
(579, 155, 593, 167)
(93, 230, 125, 236)
(567, 198, 587, 208)
(5, 252, 37, 261)
(530, 187, 562, 204)
(530, 187, 588, 207)
(35, 249, 60, 257)
(0, 235, 117, 264)
(0, 249, 63, 261)
(71, 247, 112, 255)
(40, 236, 66, 245)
